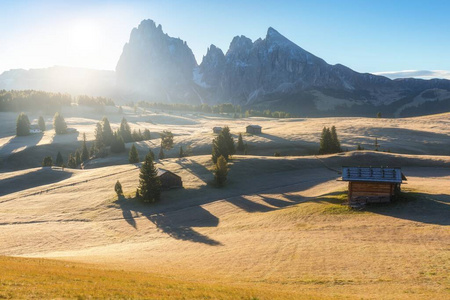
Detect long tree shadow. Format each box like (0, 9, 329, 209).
(365, 192, 450, 226)
(0, 133, 44, 157)
(0, 168, 73, 197)
(115, 196, 222, 246)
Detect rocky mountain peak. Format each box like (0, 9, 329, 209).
(227, 35, 253, 55)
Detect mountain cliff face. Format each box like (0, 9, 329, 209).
(116, 19, 202, 103)
(196, 27, 450, 116)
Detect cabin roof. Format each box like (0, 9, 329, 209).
(246, 125, 262, 129)
(342, 166, 406, 183)
(157, 168, 181, 179)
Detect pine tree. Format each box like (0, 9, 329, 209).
(16, 113, 30, 136)
(42, 156, 53, 167)
(81, 133, 89, 162)
(129, 144, 139, 163)
(237, 133, 245, 152)
(179, 146, 184, 158)
(114, 180, 123, 196)
(214, 155, 228, 187)
(212, 126, 235, 163)
(143, 129, 151, 140)
(160, 130, 174, 150)
(38, 116, 46, 131)
(119, 117, 133, 143)
(75, 150, 81, 166)
(319, 127, 333, 154)
(67, 154, 77, 168)
(55, 151, 64, 167)
(53, 112, 67, 134)
(111, 131, 125, 153)
(137, 152, 162, 202)
(102, 117, 113, 146)
(377, 112, 382, 118)
(374, 137, 379, 151)
(158, 147, 165, 159)
(94, 122, 104, 151)
(330, 126, 341, 153)
(148, 149, 155, 161)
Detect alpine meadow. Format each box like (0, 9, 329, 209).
(0, 1, 449, 299)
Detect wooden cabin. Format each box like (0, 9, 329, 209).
(342, 166, 406, 206)
(157, 169, 183, 190)
(246, 125, 262, 134)
(213, 127, 222, 134)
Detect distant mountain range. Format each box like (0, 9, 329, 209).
(1, 19, 449, 117)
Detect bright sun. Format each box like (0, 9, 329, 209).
(69, 20, 100, 54)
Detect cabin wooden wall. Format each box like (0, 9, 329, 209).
(348, 181, 394, 204)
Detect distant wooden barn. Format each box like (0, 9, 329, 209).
(213, 127, 222, 134)
(342, 166, 406, 206)
(246, 125, 262, 134)
(157, 169, 183, 190)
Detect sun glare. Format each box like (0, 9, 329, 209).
(69, 20, 100, 54)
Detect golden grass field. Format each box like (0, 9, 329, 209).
(0, 108, 449, 299)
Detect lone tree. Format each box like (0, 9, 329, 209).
(214, 155, 228, 187)
(81, 133, 89, 162)
(114, 180, 123, 196)
(55, 151, 64, 167)
(16, 113, 30, 136)
(137, 152, 162, 203)
(160, 130, 174, 150)
(53, 112, 67, 134)
(42, 156, 53, 167)
(377, 112, 382, 118)
(129, 144, 139, 163)
(212, 126, 235, 163)
(38, 116, 46, 131)
(237, 133, 245, 152)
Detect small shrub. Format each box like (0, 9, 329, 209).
(114, 180, 123, 196)
(42, 156, 53, 167)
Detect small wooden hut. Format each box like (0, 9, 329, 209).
(342, 166, 406, 206)
(157, 169, 183, 190)
(246, 125, 262, 134)
(213, 127, 222, 134)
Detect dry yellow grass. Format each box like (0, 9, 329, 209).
(1, 109, 449, 299)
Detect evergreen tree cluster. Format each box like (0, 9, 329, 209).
(64, 132, 90, 168)
(42, 156, 53, 167)
(135, 101, 294, 118)
(77, 95, 115, 107)
(318, 126, 341, 154)
(236, 133, 245, 152)
(212, 126, 235, 163)
(0, 90, 71, 112)
(16, 113, 30, 136)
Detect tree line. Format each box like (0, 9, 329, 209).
(1, 90, 115, 112)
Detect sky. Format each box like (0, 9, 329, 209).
(1, 0, 450, 79)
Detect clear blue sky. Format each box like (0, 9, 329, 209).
(1, 0, 449, 77)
